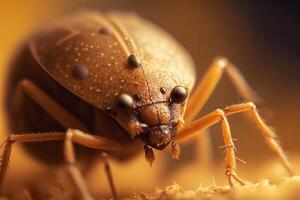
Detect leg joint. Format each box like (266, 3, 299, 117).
(224, 143, 235, 149)
(19, 79, 29, 88)
(66, 129, 75, 140)
(225, 165, 236, 176)
(246, 102, 256, 110)
(215, 109, 226, 121)
(7, 135, 16, 143)
(215, 57, 229, 69)
(100, 152, 110, 166)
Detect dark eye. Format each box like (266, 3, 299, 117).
(170, 86, 187, 104)
(116, 93, 134, 109)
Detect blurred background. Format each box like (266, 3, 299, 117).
(0, 0, 299, 198)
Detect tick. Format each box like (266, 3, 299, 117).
(0, 11, 294, 200)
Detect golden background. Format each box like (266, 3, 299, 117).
(0, 0, 299, 198)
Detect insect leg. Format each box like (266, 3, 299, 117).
(223, 102, 294, 176)
(176, 109, 245, 186)
(64, 129, 93, 200)
(64, 129, 121, 200)
(176, 102, 294, 185)
(0, 130, 121, 198)
(100, 153, 118, 200)
(8, 79, 122, 198)
(184, 57, 260, 122)
(183, 57, 260, 169)
(0, 132, 66, 193)
(12, 79, 86, 130)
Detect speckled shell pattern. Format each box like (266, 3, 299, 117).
(30, 11, 196, 110)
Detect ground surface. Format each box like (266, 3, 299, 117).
(3, 176, 299, 200)
(129, 176, 300, 200)
(2, 154, 300, 200)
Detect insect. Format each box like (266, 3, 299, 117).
(0, 11, 294, 200)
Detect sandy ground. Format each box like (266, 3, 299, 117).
(1, 155, 299, 200)
(129, 176, 300, 200)
(2, 176, 299, 200)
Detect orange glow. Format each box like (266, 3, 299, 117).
(0, 1, 299, 198)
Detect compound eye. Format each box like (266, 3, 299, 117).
(116, 93, 134, 109)
(170, 86, 187, 104)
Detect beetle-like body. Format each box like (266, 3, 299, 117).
(1, 10, 293, 200)
(5, 11, 195, 165)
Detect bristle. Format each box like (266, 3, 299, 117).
(0, 139, 13, 189)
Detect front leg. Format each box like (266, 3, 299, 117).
(182, 57, 261, 169)
(175, 103, 294, 186)
(176, 109, 245, 186)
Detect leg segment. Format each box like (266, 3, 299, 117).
(100, 153, 118, 200)
(12, 79, 86, 130)
(185, 57, 260, 122)
(0, 130, 121, 198)
(175, 102, 293, 186)
(5, 79, 123, 198)
(223, 102, 294, 176)
(64, 129, 93, 200)
(183, 57, 260, 171)
(177, 109, 244, 186)
(0, 132, 66, 191)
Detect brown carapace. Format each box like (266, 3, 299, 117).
(0, 11, 294, 200)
